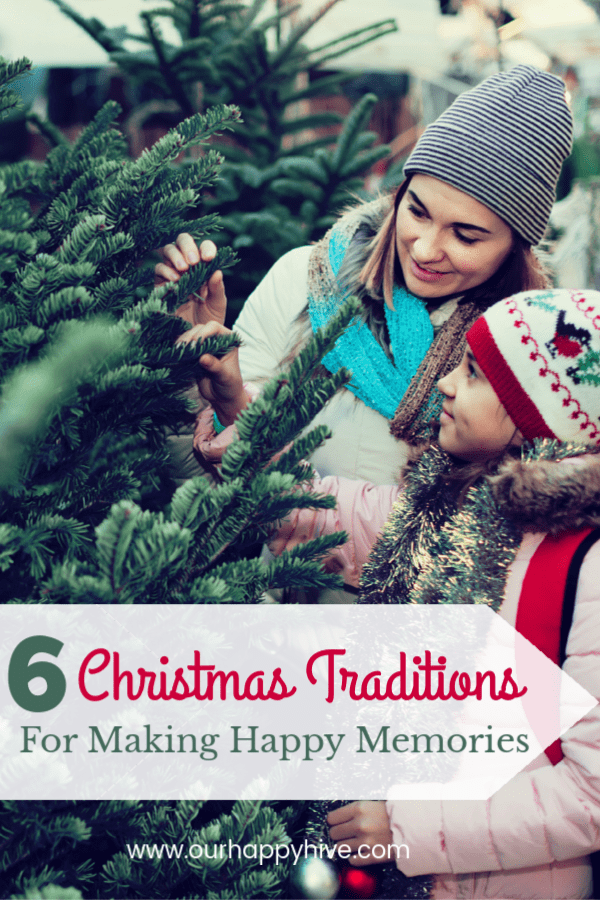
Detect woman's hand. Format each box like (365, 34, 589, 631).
(155, 234, 227, 327)
(327, 801, 396, 866)
(176, 321, 247, 426)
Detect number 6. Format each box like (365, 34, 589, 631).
(8, 635, 66, 712)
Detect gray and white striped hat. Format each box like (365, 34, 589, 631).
(404, 65, 573, 246)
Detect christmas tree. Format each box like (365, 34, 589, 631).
(0, 54, 354, 606)
(0, 52, 357, 896)
(51, 0, 397, 315)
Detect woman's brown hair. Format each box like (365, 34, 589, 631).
(359, 178, 551, 310)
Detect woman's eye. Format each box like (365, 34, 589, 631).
(455, 230, 478, 245)
(408, 204, 425, 219)
(468, 362, 477, 378)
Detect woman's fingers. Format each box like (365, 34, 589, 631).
(175, 320, 229, 345)
(166, 240, 190, 269)
(154, 241, 189, 284)
(157, 234, 225, 327)
(176, 233, 199, 265)
(154, 260, 180, 285)
(175, 323, 202, 345)
(174, 234, 217, 267)
(198, 238, 217, 262)
(203, 268, 227, 325)
(154, 235, 218, 285)
(198, 352, 223, 372)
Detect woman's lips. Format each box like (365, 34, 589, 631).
(440, 406, 454, 423)
(410, 257, 449, 283)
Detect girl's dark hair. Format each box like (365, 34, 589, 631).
(444, 445, 523, 506)
(407, 436, 523, 508)
(359, 178, 551, 310)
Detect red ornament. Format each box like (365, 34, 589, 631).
(340, 865, 377, 898)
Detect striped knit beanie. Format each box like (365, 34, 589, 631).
(466, 289, 600, 445)
(404, 65, 573, 246)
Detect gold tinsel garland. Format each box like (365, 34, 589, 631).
(360, 440, 591, 609)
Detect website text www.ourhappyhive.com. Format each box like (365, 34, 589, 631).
(124, 838, 410, 866)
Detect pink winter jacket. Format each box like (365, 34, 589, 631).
(274, 483, 600, 899)
(195, 414, 600, 899)
(275, 485, 600, 899)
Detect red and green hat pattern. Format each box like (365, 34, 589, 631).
(466, 289, 600, 444)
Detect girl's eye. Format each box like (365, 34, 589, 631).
(455, 230, 478, 245)
(467, 362, 478, 378)
(408, 204, 426, 219)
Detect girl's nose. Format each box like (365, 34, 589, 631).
(437, 367, 457, 396)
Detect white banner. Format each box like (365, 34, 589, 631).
(0, 605, 594, 800)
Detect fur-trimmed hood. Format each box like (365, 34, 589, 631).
(491, 443, 600, 534)
(334, 195, 392, 299)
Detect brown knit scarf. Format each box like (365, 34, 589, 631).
(390, 300, 481, 442)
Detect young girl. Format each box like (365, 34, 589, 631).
(189, 287, 600, 898)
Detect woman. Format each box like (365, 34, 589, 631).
(159, 64, 571, 482)
(158, 64, 572, 599)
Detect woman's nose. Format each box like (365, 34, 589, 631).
(413, 229, 445, 264)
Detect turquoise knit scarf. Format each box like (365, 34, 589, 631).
(308, 222, 434, 419)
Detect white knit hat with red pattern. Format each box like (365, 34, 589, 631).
(466, 289, 600, 444)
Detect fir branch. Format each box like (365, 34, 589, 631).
(220, 297, 358, 481)
(0, 57, 31, 120)
(282, 70, 349, 104)
(0, 160, 42, 197)
(0, 230, 37, 275)
(0, 320, 127, 488)
(307, 19, 398, 69)
(280, 111, 344, 135)
(340, 145, 390, 180)
(67, 102, 124, 161)
(269, 0, 343, 70)
(0, 57, 32, 86)
(47, 0, 127, 53)
(141, 10, 195, 117)
(26, 111, 69, 149)
(169, 476, 241, 531)
(330, 93, 378, 172)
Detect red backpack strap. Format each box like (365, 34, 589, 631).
(516, 527, 598, 765)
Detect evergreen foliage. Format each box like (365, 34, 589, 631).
(0, 50, 362, 897)
(51, 0, 397, 314)
(1, 798, 305, 898)
(0, 53, 353, 605)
